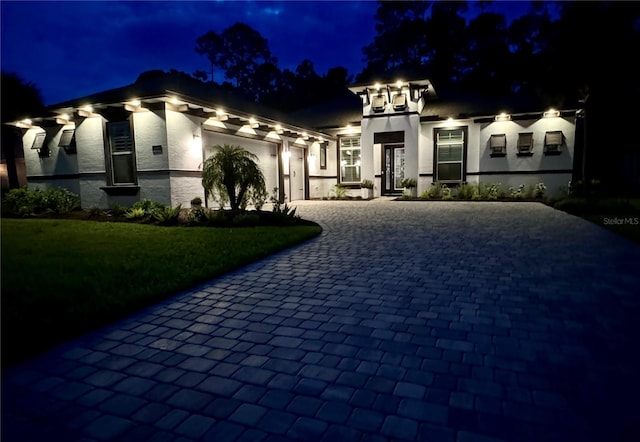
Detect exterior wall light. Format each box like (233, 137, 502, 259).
(216, 109, 228, 121)
(78, 105, 93, 117)
(543, 109, 560, 118)
(191, 134, 202, 151)
(56, 114, 70, 125)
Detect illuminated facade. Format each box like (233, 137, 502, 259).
(8, 78, 578, 207)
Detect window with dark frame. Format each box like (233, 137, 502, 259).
(339, 136, 361, 183)
(489, 134, 507, 157)
(320, 144, 327, 170)
(517, 132, 534, 156)
(434, 128, 466, 183)
(106, 121, 137, 185)
(544, 131, 563, 155)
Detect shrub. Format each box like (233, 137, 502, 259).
(190, 197, 202, 206)
(2, 187, 37, 217)
(132, 198, 166, 216)
(152, 204, 182, 225)
(361, 179, 374, 189)
(479, 183, 503, 200)
(87, 207, 104, 217)
(1, 186, 80, 216)
(457, 183, 477, 200)
(424, 182, 443, 199)
(534, 182, 547, 199)
(401, 178, 417, 188)
(109, 205, 127, 217)
(232, 212, 260, 226)
(442, 185, 452, 200)
(125, 207, 146, 219)
(509, 184, 525, 199)
(332, 184, 349, 199)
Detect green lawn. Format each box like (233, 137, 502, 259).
(1, 219, 321, 366)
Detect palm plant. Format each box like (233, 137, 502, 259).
(201, 144, 266, 211)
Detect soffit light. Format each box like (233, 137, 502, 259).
(78, 105, 94, 117)
(216, 109, 228, 121)
(543, 109, 560, 118)
(495, 113, 511, 122)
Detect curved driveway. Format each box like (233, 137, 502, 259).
(3, 200, 640, 441)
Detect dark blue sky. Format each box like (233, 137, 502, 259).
(1, 1, 533, 106)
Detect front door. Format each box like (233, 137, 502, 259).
(289, 146, 304, 201)
(382, 144, 405, 194)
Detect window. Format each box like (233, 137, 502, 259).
(31, 131, 49, 157)
(106, 121, 137, 185)
(435, 128, 466, 183)
(31, 132, 46, 150)
(58, 129, 76, 152)
(320, 144, 327, 170)
(371, 94, 387, 113)
(339, 136, 361, 183)
(517, 132, 533, 156)
(490, 134, 506, 157)
(392, 93, 407, 111)
(544, 131, 563, 155)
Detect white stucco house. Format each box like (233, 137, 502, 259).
(7, 76, 578, 208)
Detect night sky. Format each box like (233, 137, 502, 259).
(1, 1, 533, 106)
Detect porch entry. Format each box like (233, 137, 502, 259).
(377, 131, 406, 195)
(382, 145, 406, 194)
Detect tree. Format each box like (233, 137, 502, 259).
(1, 72, 44, 191)
(194, 30, 224, 83)
(201, 145, 266, 211)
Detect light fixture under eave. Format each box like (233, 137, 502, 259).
(543, 109, 560, 118)
(78, 105, 93, 117)
(56, 114, 71, 125)
(216, 109, 228, 121)
(495, 113, 511, 122)
(16, 118, 33, 129)
(248, 118, 260, 129)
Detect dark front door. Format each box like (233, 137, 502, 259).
(382, 144, 405, 194)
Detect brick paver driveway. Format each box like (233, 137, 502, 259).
(3, 200, 640, 442)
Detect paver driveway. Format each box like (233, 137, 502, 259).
(2, 200, 640, 442)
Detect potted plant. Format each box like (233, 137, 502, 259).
(190, 196, 203, 208)
(401, 178, 417, 198)
(360, 179, 374, 199)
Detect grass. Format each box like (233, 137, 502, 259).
(1, 218, 321, 366)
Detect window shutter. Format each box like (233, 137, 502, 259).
(518, 133, 533, 151)
(545, 131, 563, 146)
(31, 132, 46, 150)
(58, 129, 75, 148)
(490, 134, 506, 149)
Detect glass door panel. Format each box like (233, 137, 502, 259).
(394, 148, 405, 189)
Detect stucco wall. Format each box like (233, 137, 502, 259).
(419, 116, 576, 197)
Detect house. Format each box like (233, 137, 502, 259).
(6, 75, 578, 208)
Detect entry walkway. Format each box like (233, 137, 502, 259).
(3, 200, 640, 441)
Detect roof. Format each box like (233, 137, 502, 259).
(44, 73, 330, 138)
(294, 81, 579, 130)
(291, 92, 363, 130)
